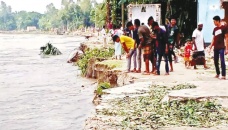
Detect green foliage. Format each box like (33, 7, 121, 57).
(97, 82, 111, 95)
(76, 48, 114, 76)
(0, 1, 16, 30)
(0, 1, 92, 31)
(15, 11, 42, 30)
(90, 2, 107, 28)
(98, 84, 228, 129)
(40, 42, 62, 55)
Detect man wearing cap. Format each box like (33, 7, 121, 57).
(192, 22, 209, 69)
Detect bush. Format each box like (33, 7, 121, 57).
(76, 47, 114, 76)
(96, 82, 111, 96)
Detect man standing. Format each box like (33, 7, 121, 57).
(192, 22, 209, 69)
(127, 19, 142, 73)
(147, 16, 154, 32)
(209, 16, 228, 80)
(167, 18, 179, 72)
(127, 21, 153, 74)
(147, 16, 157, 73)
(152, 22, 169, 75)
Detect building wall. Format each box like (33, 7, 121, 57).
(198, 0, 224, 43)
(128, 4, 161, 26)
(27, 26, 37, 31)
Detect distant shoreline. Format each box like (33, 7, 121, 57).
(0, 30, 56, 35)
(0, 30, 96, 37)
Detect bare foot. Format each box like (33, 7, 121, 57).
(142, 72, 150, 75)
(220, 76, 226, 80)
(136, 70, 141, 73)
(214, 75, 219, 78)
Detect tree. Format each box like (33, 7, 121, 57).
(15, 11, 42, 30)
(38, 3, 60, 31)
(79, 0, 92, 27)
(90, 3, 107, 28)
(0, 1, 16, 30)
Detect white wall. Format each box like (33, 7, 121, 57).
(198, 0, 224, 43)
(130, 4, 161, 26)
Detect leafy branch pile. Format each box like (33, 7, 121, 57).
(76, 47, 114, 76)
(97, 84, 228, 129)
(40, 42, 62, 55)
(96, 82, 111, 96)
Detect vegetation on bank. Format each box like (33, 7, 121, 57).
(96, 82, 111, 96)
(97, 84, 228, 129)
(76, 47, 115, 76)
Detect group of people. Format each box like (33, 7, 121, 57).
(110, 15, 228, 79)
(183, 15, 228, 80)
(112, 16, 179, 75)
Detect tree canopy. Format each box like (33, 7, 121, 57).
(0, 0, 197, 39)
(0, 0, 93, 31)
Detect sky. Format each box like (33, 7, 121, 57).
(2, 0, 103, 13)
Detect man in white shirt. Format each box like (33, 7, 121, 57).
(192, 22, 208, 69)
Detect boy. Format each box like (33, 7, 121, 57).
(112, 35, 136, 72)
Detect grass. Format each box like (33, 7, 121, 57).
(96, 60, 123, 69)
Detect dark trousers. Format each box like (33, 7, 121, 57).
(168, 45, 176, 62)
(214, 49, 226, 76)
(156, 53, 169, 75)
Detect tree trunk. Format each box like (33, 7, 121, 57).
(106, 0, 110, 27)
(121, 3, 124, 29)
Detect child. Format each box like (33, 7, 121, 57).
(184, 39, 192, 68)
(112, 25, 123, 60)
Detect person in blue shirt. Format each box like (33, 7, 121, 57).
(152, 22, 169, 75)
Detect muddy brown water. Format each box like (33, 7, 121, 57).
(0, 34, 95, 130)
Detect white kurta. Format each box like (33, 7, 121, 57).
(114, 29, 123, 56)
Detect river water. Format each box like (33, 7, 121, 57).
(0, 34, 95, 130)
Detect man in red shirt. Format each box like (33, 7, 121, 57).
(209, 16, 228, 80)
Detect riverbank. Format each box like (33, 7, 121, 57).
(81, 36, 228, 129)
